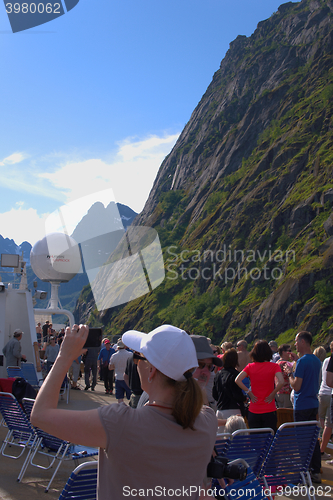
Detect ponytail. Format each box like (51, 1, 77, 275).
(164, 372, 203, 430)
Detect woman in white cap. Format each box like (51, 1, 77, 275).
(31, 324, 217, 500)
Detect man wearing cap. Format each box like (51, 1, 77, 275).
(2, 329, 26, 367)
(190, 335, 222, 408)
(98, 340, 115, 394)
(108, 338, 132, 403)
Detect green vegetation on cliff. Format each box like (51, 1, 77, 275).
(76, 0, 333, 348)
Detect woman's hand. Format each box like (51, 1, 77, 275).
(283, 364, 292, 376)
(248, 390, 257, 403)
(264, 391, 275, 404)
(59, 324, 89, 363)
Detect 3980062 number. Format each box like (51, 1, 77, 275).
(5, 3, 61, 14)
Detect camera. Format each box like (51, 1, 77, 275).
(207, 456, 247, 481)
(83, 327, 103, 348)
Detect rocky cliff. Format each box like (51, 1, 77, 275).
(79, 0, 333, 347)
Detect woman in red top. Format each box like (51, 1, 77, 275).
(235, 340, 284, 433)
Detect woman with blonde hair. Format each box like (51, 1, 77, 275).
(314, 346, 327, 363)
(31, 324, 217, 500)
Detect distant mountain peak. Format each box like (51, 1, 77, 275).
(71, 202, 138, 243)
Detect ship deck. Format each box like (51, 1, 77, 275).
(0, 382, 333, 500)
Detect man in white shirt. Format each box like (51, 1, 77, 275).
(109, 338, 132, 403)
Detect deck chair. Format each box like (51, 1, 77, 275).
(213, 428, 274, 498)
(226, 428, 274, 476)
(215, 432, 232, 456)
(21, 398, 98, 492)
(0, 378, 15, 426)
(258, 421, 320, 500)
(59, 461, 98, 500)
(21, 362, 43, 391)
(0, 392, 38, 480)
(6, 366, 24, 378)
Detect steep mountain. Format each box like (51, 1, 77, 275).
(0, 236, 32, 286)
(0, 236, 32, 263)
(77, 0, 333, 348)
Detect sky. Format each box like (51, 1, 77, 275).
(0, 0, 291, 246)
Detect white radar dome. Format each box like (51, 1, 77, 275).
(30, 233, 82, 282)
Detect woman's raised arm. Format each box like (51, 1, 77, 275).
(31, 324, 107, 449)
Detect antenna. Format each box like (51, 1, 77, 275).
(30, 232, 82, 310)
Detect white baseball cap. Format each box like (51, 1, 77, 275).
(122, 324, 198, 382)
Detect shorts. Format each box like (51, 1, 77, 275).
(318, 394, 333, 428)
(72, 361, 81, 383)
(276, 392, 293, 409)
(115, 379, 131, 400)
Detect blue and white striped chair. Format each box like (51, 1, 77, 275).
(0, 392, 38, 480)
(59, 461, 98, 500)
(258, 421, 320, 500)
(21, 398, 98, 492)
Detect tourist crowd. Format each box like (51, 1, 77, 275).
(24, 322, 333, 496)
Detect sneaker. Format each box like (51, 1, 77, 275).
(91, 386, 95, 392)
(84, 386, 90, 391)
(326, 459, 333, 465)
(310, 472, 321, 484)
(321, 451, 331, 460)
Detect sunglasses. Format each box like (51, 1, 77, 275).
(284, 349, 291, 352)
(197, 361, 215, 372)
(133, 352, 147, 364)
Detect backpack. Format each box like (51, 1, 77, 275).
(12, 377, 37, 403)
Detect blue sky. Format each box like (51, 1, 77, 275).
(0, 0, 290, 245)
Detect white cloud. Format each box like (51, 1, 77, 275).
(39, 133, 179, 213)
(0, 152, 26, 166)
(0, 207, 49, 246)
(0, 132, 180, 244)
